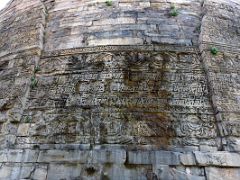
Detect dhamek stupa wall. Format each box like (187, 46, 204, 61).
(0, 0, 240, 179)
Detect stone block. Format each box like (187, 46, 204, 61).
(47, 164, 82, 180)
(153, 165, 205, 180)
(37, 150, 89, 163)
(0, 149, 38, 163)
(19, 164, 35, 179)
(139, 2, 151, 8)
(154, 151, 180, 165)
(224, 137, 240, 152)
(17, 123, 30, 136)
(92, 149, 126, 164)
(0, 150, 8, 162)
(180, 153, 196, 165)
(88, 37, 143, 46)
(38, 149, 126, 164)
(93, 17, 136, 26)
(22, 149, 39, 162)
(6, 150, 23, 162)
(199, 145, 218, 152)
(0, 164, 21, 180)
(106, 164, 150, 180)
(205, 167, 240, 180)
(152, 37, 193, 46)
(153, 165, 171, 180)
(32, 165, 48, 180)
(127, 151, 180, 165)
(127, 151, 152, 165)
(194, 151, 240, 167)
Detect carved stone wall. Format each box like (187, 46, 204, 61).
(0, 0, 239, 179)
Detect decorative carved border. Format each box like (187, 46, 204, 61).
(41, 45, 199, 58)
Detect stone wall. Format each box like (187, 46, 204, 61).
(0, 0, 239, 179)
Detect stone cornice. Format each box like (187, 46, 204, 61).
(41, 45, 199, 58)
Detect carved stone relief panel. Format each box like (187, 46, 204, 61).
(22, 51, 217, 148)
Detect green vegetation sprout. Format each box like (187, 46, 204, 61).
(25, 115, 32, 123)
(30, 76, 38, 89)
(105, 0, 112, 6)
(210, 47, 219, 55)
(34, 65, 40, 74)
(170, 5, 178, 17)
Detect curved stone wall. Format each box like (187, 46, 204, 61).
(0, 0, 240, 179)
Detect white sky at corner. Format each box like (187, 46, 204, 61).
(0, 0, 11, 10)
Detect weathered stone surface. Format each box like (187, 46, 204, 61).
(205, 167, 240, 180)
(194, 151, 240, 167)
(32, 165, 48, 180)
(0, 0, 240, 179)
(128, 151, 180, 165)
(47, 163, 151, 180)
(0, 164, 21, 180)
(0, 149, 38, 163)
(153, 165, 205, 180)
(38, 149, 126, 164)
(180, 152, 196, 165)
(17, 123, 30, 136)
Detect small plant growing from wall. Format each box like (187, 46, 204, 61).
(210, 47, 219, 55)
(105, 0, 113, 6)
(34, 65, 41, 74)
(30, 76, 38, 89)
(30, 64, 40, 89)
(170, 5, 178, 17)
(25, 115, 32, 123)
(195, 25, 201, 33)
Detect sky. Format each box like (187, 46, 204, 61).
(0, 0, 11, 10)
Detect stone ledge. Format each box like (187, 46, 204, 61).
(41, 45, 199, 58)
(0, 149, 126, 164)
(1, 149, 240, 168)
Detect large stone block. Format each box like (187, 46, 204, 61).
(88, 37, 143, 46)
(92, 149, 126, 164)
(194, 151, 240, 167)
(17, 123, 30, 136)
(127, 151, 180, 165)
(37, 150, 89, 163)
(47, 164, 83, 180)
(0, 164, 21, 180)
(179, 152, 196, 165)
(0, 149, 39, 163)
(205, 167, 240, 180)
(153, 165, 205, 180)
(38, 149, 126, 164)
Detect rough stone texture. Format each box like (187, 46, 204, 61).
(0, 0, 240, 179)
(205, 167, 240, 180)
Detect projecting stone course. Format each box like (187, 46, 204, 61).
(0, 0, 240, 179)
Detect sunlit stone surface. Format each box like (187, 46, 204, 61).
(0, 0, 239, 179)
